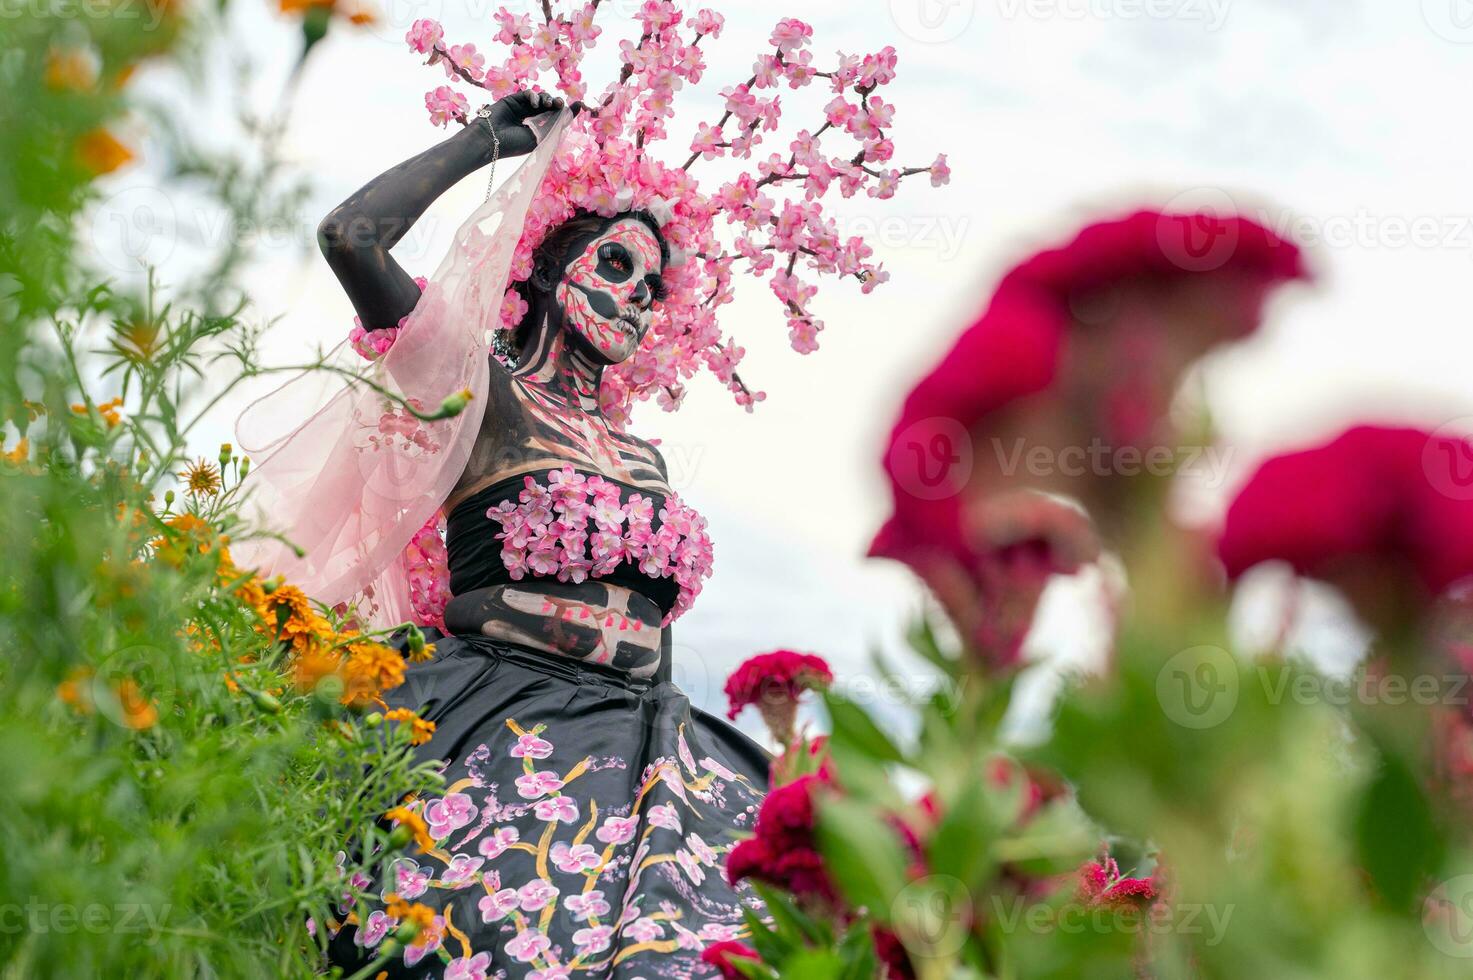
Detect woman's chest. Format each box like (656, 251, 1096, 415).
(469, 374, 670, 494)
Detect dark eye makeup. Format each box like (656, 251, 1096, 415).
(597, 242, 632, 279)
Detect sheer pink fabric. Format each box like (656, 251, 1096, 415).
(233, 110, 571, 630)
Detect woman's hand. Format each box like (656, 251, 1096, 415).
(480, 91, 565, 158)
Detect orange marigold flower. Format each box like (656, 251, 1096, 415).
(341, 642, 406, 705)
(112, 318, 163, 363)
(57, 667, 95, 714)
(115, 679, 158, 730)
(384, 806, 435, 852)
(384, 895, 437, 939)
(3, 438, 30, 466)
(71, 397, 124, 428)
(44, 46, 99, 91)
(256, 584, 334, 654)
(179, 456, 221, 496)
(383, 708, 436, 745)
(407, 641, 436, 664)
(293, 647, 343, 692)
(77, 129, 134, 175)
(150, 512, 219, 566)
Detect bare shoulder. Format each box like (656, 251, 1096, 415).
(613, 429, 672, 488)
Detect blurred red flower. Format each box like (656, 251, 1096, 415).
(1218, 425, 1473, 624)
(699, 940, 761, 979)
(871, 207, 1306, 667)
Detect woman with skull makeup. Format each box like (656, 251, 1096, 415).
(307, 92, 770, 977)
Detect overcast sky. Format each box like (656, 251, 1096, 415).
(89, 0, 1473, 730)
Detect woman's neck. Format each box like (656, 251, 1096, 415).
(512, 315, 603, 413)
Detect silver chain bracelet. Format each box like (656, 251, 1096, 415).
(473, 105, 501, 202)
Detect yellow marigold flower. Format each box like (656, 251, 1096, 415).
(77, 129, 134, 176)
(408, 641, 436, 664)
(383, 806, 435, 853)
(179, 457, 222, 496)
(383, 708, 436, 745)
(115, 679, 158, 730)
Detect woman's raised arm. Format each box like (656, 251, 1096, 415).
(316, 91, 565, 330)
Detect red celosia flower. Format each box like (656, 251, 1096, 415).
(871, 490, 1100, 669)
(724, 650, 834, 743)
(871, 925, 916, 980)
(870, 208, 1305, 667)
(700, 940, 761, 979)
(1218, 426, 1473, 622)
(726, 772, 838, 903)
(875, 207, 1306, 546)
(1078, 856, 1158, 907)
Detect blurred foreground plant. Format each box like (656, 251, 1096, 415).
(1, 2, 450, 976)
(722, 211, 1473, 979)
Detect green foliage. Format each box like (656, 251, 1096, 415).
(0, 6, 440, 977)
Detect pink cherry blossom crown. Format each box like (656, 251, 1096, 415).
(405, 2, 948, 426)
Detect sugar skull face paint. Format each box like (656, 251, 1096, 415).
(555, 217, 666, 365)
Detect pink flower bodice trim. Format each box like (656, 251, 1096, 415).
(485, 465, 714, 625)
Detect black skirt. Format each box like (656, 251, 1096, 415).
(327, 635, 771, 979)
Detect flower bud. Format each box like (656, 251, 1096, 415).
(394, 920, 422, 944)
(405, 624, 426, 657)
(364, 711, 384, 728)
(239, 456, 251, 479)
(387, 825, 413, 849)
(218, 442, 233, 467)
(433, 388, 474, 419)
(164, 489, 175, 506)
(248, 689, 282, 714)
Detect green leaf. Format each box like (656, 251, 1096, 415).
(815, 796, 911, 922)
(925, 775, 999, 889)
(1355, 735, 1445, 910)
(824, 690, 907, 765)
(751, 881, 829, 946)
